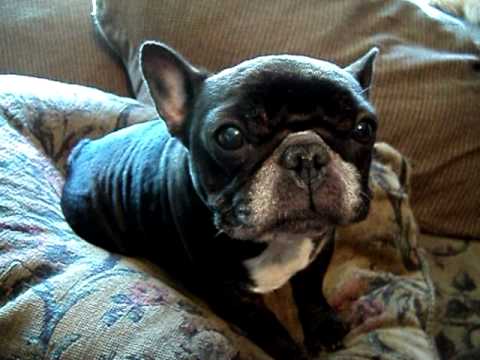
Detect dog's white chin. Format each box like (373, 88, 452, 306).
(244, 232, 330, 294)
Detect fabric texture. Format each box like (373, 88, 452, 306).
(322, 142, 438, 359)
(94, 0, 480, 240)
(0, 1, 128, 97)
(421, 235, 480, 359)
(0, 75, 158, 175)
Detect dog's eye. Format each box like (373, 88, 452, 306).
(216, 126, 244, 150)
(352, 119, 376, 143)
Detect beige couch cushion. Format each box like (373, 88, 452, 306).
(0, 0, 127, 96)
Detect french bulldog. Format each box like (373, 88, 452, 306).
(61, 42, 379, 359)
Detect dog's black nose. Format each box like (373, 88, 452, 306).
(280, 143, 330, 189)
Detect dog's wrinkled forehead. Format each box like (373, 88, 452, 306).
(208, 55, 363, 93)
(205, 55, 372, 136)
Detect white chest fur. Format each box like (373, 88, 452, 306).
(244, 234, 325, 293)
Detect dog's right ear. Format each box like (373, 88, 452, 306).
(140, 41, 208, 143)
(344, 47, 379, 98)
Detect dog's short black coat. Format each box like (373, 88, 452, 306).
(62, 42, 379, 360)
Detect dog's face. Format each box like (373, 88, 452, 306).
(141, 43, 378, 292)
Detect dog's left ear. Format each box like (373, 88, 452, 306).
(344, 47, 379, 97)
(140, 41, 208, 143)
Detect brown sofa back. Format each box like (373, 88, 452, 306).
(0, 0, 127, 95)
(1, 0, 479, 239)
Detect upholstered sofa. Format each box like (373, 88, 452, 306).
(0, 1, 479, 359)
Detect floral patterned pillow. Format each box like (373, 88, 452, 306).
(0, 75, 268, 360)
(322, 143, 438, 359)
(0, 75, 440, 360)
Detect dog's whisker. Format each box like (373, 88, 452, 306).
(215, 230, 226, 238)
(359, 86, 371, 95)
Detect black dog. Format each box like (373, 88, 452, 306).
(62, 42, 378, 359)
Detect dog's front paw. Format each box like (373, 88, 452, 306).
(268, 337, 310, 360)
(303, 310, 348, 355)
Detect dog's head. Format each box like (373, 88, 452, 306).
(141, 42, 379, 292)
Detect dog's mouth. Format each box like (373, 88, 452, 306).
(214, 179, 370, 241)
(209, 136, 370, 241)
(215, 203, 337, 241)
(260, 210, 333, 234)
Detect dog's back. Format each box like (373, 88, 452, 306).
(61, 120, 196, 271)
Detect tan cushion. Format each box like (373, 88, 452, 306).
(96, 0, 480, 239)
(0, 0, 128, 96)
